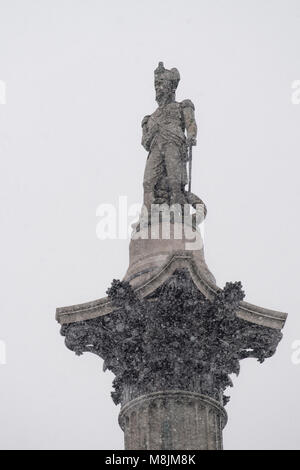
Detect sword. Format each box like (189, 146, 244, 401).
(188, 145, 192, 193)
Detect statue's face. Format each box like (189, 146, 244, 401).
(155, 78, 173, 105)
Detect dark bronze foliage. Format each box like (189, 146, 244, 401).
(61, 270, 282, 407)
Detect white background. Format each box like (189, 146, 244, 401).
(0, 0, 299, 449)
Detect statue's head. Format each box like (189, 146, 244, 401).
(154, 62, 180, 106)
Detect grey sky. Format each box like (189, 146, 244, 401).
(0, 0, 299, 449)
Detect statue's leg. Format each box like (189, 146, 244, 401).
(143, 146, 164, 212)
(164, 143, 186, 205)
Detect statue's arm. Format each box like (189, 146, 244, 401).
(181, 100, 197, 146)
(141, 115, 151, 151)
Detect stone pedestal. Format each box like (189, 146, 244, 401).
(125, 221, 215, 288)
(119, 391, 227, 450)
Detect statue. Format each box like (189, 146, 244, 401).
(141, 62, 202, 214)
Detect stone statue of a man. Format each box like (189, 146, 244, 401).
(142, 62, 197, 210)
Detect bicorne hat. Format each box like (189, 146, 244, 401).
(154, 62, 180, 91)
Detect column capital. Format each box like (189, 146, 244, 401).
(61, 268, 283, 408)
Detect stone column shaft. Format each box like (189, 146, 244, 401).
(119, 391, 227, 450)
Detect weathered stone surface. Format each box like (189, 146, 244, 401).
(142, 62, 200, 210)
(56, 252, 287, 329)
(125, 222, 215, 287)
(119, 391, 227, 450)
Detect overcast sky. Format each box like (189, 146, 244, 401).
(0, 0, 299, 450)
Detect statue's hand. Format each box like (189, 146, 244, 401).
(186, 137, 197, 147)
